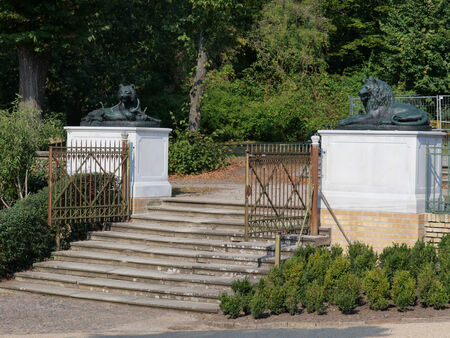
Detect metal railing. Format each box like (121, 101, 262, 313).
(350, 95, 450, 129)
(244, 143, 316, 239)
(426, 143, 450, 213)
(48, 138, 130, 249)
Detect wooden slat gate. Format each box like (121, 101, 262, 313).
(48, 139, 130, 249)
(244, 143, 314, 239)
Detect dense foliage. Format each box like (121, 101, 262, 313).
(219, 238, 450, 319)
(0, 0, 447, 141)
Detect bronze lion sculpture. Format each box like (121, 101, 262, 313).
(337, 77, 430, 130)
(80, 84, 161, 127)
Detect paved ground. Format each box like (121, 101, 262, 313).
(2, 289, 450, 338)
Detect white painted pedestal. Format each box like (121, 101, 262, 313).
(65, 127, 172, 211)
(318, 130, 444, 251)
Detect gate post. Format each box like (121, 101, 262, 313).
(310, 135, 320, 236)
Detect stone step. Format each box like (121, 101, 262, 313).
(52, 249, 271, 277)
(147, 204, 245, 220)
(0, 280, 218, 313)
(32, 261, 247, 290)
(110, 222, 245, 241)
(14, 271, 220, 304)
(131, 213, 244, 231)
(160, 197, 245, 211)
(89, 231, 297, 255)
(70, 240, 279, 267)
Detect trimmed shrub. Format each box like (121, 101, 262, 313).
(324, 256, 351, 303)
(334, 273, 361, 314)
(303, 249, 332, 286)
(427, 280, 449, 309)
(0, 188, 54, 278)
(231, 277, 254, 315)
(417, 263, 437, 306)
(330, 244, 343, 260)
(267, 285, 287, 315)
(293, 244, 317, 261)
(282, 255, 305, 286)
(380, 243, 411, 283)
(168, 117, 231, 175)
(285, 284, 300, 315)
(363, 268, 390, 310)
(303, 281, 326, 314)
(347, 241, 377, 277)
(409, 240, 437, 278)
(266, 266, 284, 288)
(250, 292, 266, 319)
(219, 292, 241, 319)
(391, 270, 416, 311)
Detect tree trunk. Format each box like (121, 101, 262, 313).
(188, 33, 208, 132)
(17, 45, 50, 114)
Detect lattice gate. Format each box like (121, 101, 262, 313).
(244, 143, 314, 239)
(48, 139, 130, 249)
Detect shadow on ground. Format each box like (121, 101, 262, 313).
(91, 326, 389, 338)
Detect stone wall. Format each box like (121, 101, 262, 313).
(320, 209, 425, 253)
(424, 213, 450, 245)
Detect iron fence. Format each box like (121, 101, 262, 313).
(48, 139, 130, 249)
(426, 143, 450, 213)
(244, 143, 314, 239)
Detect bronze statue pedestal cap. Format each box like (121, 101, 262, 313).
(80, 84, 161, 127)
(337, 77, 431, 131)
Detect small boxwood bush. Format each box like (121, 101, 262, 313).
(347, 241, 377, 277)
(334, 273, 361, 314)
(324, 256, 351, 303)
(380, 243, 411, 283)
(427, 280, 449, 309)
(250, 292, 266, 319)
(219, 292, 242, 319)
(285, 284, 300, 315)
(363, 268, 390, 310)
(409, 240, 437, 279)
(391, 270, 416, 311)
(418, 263, 449, 309)
(438, 234, 450, 297)
(267, 285, 287, 315)
(303, 281, 326, 314)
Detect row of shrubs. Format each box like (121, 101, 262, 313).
(220, 237, 450, 319)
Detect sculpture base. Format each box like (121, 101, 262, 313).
(80, 120, 161, 127)
(336, 124, 432, 131)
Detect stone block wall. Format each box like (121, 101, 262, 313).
(320, 209, 425, 253)
(424, 213, 450, 245)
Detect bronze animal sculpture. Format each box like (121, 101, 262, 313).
(337, 77, 430, 130)
(80, 84, 161, 127)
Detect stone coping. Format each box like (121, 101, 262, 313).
(318, 129, 445, 136)
(65, 126, 172, 133)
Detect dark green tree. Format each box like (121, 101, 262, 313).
(0, 0, 106, 112)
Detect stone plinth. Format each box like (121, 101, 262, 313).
(319, 129, 444, 251)
(65, 127, 172, 212)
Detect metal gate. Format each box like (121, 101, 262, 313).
(244, 143, 314, 239)
(48, 139, 130, 249)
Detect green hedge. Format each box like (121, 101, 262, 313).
(219, 238, 450, 319)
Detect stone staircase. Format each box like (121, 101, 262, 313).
(0, 197, 330, 313)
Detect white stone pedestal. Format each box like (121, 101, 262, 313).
(319, 130, 444, 213)
(65, 127, 172, 205)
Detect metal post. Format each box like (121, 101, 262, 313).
(310, 135, 320, 236)
(244, 143, 250, 241)
(275, 233, 281, 267)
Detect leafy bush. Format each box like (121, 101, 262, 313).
(0, 103, 64, 208)
(282, 255, 305, 286)
(294, 244, 317, 261)
(231, 277, 254, 315)
(303, 249, 332, 286)
(267, 285, 287, 315)
(0, 188, 54, 278)
(303, 281, 326, 314)
(266, 266, 284, 288)
(418, 263, 448, 309)
(334, 273, 361, 314)
(168, 117, 230, 175)
(330, 245, 343, 260)
(380, 243, 411, 283)
(250, 292, 266, 319)
(219, 292, 241, 319)
(347, 241, 377, 277)
(391, 270, 416, 311)
(438, 234, 450, 297)
(363, 268, 390, 310)
(324, 256, 351, 303)
(409, 240, 437, 278)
